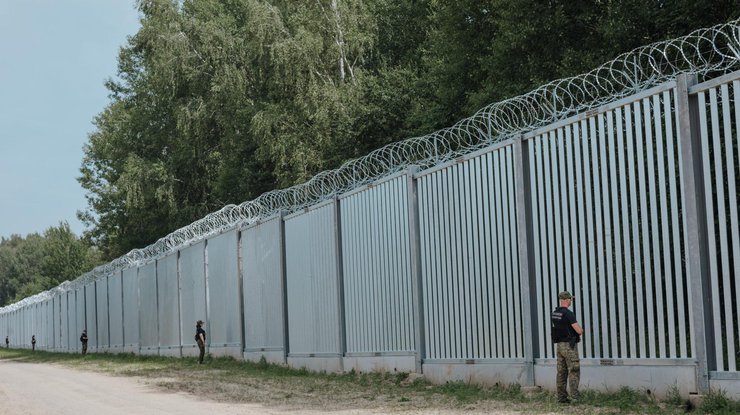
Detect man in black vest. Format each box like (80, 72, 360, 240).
(551, 291, 583, 403)
(80, 330, 88, 355)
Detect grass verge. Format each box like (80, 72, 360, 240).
(0, 348, 736, 414)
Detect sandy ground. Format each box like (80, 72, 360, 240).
(0, 361, 524, 415)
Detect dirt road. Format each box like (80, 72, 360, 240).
(0, 361, 523, 415)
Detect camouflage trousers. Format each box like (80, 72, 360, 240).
(556, 342, 580, 401)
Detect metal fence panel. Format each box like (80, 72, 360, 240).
(157, 253, 181, 353)
(418, 146, 523, 360)
(528, 87, 690, 359)
(122, 267, 139, 350)
(206, 229, 241, 352)
(96, 277, 110, 350)
(285, 202, 342, 355)
(84, 283, 97, 351)
(340, 175, 415, 354)
(695, 77, 740, 372)
(242, 217, 285, 354)
(139, 262, 159, 352)
(108, 271, 124, 349)
(180, 242, 207, 350)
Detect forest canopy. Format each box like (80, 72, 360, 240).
(3, 1, 739, 306)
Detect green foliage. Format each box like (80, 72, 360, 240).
(702, 388, 740, 414)
(0, 223, 101, 306)
(78, 0, 740, 261)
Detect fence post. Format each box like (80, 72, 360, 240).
(406, 166, 426, 374)
(676, 73, 714, 393)
(513, 134, 538, 386)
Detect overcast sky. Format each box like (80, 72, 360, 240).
(0, 1, 140, 238)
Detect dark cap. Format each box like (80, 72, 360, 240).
(558, 291, 573, 300)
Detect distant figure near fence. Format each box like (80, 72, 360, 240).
(31, 335, 36, 351)
(5, 336, 8, 348)
(195, 320, 206, 364)
(80, 330, 88, 355)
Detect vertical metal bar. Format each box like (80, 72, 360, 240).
(494, 151, 510, 358)
(611, 109, 629, 358)
(584, 118, 599, 358)
(553, 129, 565, 299)
(676, 74, 713, 392)
(700, 90, 723, 371)
(665, 89, 688, 358)
(334, 198, 346, 363)
(450, 165, 462, 358)
(565, 124, 584, 353)
(461, 161, 474, 359)
(656, 92, 677, 359)
(424, 174, 437, 360)
(471, 156, 485, 358)
(430, 172, 443, 359)
(573, 122, 590, 357)
(646, 95, 667, 358)
(514, 136, 537, 382)
(719, 84, 737, 371)
(407, 167, 425, 372)
(482, 154, 495, 358)
(237, 231, 245, 356)
(441, 169, 453, 359)
(625, 104, 644, 358)
(601, 112, 617, 359)
(278, 212, 289, 360)
(531, 137, 546, 357)
(733, 81, 740, 362)
(507, 147, 523, 358)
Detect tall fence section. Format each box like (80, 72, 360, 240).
(1, 21, 740, 398)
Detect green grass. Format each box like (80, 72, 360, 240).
(1, 348, 738, 414)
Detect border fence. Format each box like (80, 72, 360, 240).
(1, 20, 739, 399)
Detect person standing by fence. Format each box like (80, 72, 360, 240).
(80, 330, 88, 355)
(31, 335, 36, 351)
(5, 336, 8, 348)
(551, 291, 583, 403)
(195, 320, 206, 364)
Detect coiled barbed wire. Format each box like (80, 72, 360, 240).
(2, 19, 739, 313)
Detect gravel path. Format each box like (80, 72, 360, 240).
(0, 360, 524, 415)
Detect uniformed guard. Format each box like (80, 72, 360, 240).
(80, 329, 88, 355)
(551, 291, 583, 403)
(195, 320, 206, 364)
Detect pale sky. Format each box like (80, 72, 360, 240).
(0, 1, 141, 238)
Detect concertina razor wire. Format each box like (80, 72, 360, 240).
(2, 18, 739, 313)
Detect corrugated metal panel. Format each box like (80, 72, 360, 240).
(285, 202, 342, 355)
(122, 267, 139, 349)
(696, 80, 740, 372)
(242, 217, 285, 352)
(139, 262, 158, 350)
(179, 242, 206, 347)
(157, 253, 180, 349)
(340, 175, 415, 354)
(206, 229, 241, 348)
(96, 277, 109, 350)
(417, 146, 522, 360)
(108, 272, 124, 349)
